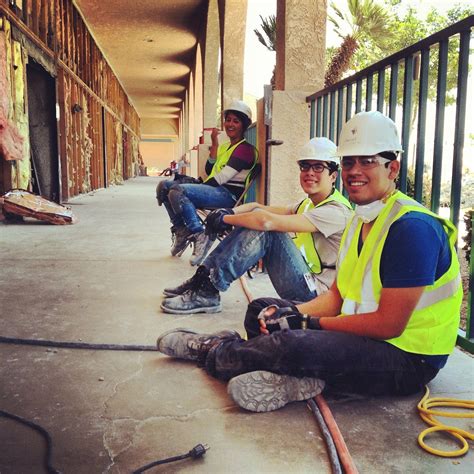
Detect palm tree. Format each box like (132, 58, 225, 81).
(325, 0, 391, 87)
(254, 14, 276, 87)
(254, 14, 276, 52)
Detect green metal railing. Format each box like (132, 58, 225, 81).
(244, 123, 258, 203)
(307, 15, 474, 352)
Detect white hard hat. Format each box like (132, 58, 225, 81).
(298, 137, 339, 164)
(336, 111, 403, 157)
(223, 100, 252, 122)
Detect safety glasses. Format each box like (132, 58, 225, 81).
(341, 156, 391, 171)
(298, 162, 330, 173)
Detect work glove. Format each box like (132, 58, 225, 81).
(205, 208, 234, 239)
(258, 305, 321, 333)
(174, 174, 202, 184)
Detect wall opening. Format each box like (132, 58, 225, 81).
(26, 60, 59, 202)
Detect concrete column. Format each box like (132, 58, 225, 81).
(203, 0, 220, 129)
(188, 72, 196, 150)
(198, 0, 221, 181)
(220, 0, 247, 110)
(194, 43, 204, 141)
(268, 0, 327, 205)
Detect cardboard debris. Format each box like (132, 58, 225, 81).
(2, 189, 77, 225)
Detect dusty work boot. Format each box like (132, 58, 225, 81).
(227, 370, 325, 413)
(189, 231, 213, 266)
(160, 268, 221, 314)
(170, 226, 192, 257)
(163, 265, 208, 297)
(160, 287, 221, 314)
(157, 328, 241, 361)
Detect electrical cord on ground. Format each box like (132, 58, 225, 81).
(307, 399, 342, 474)
(0, 410, 60, 474)
(239, 274, 358, 472)
(314, 394, 359, 474)
(417, 386, 474, 457)
(0, 335, 156, 351)
(131, 443, 209, 473)
(1, 277, 352, 473)
(238, 274, 254, 306)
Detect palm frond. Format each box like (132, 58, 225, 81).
(253, 14, 276, 52)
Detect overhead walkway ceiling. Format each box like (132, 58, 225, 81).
(74, 0, 207, 122)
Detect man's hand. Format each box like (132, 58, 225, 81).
(210, 127, 220, 142)
(258, 305, 303, 334)
(258, 304, 322, 334)
(205, 209, 234, 239)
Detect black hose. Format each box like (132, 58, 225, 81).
(0, 336, 156, 351)
(0, 410, 60, 474)
(307, 399, 343, 474)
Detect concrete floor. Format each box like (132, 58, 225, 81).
(0, 176, 472, 474)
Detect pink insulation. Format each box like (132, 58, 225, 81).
(0, 31, 25, 161)
(0, 116, 25, 161)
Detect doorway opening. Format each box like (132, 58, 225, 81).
(26, 60, 59, 202)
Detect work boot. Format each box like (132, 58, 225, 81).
(161, 268, 221, 314)
(227, 370, 325, 413)
(157, 328, 241, 362)
(163, 265, 208, 297)
(170, 226, 192, 257)
(189, 231, 213, 266)
(160, 286, 221, 314)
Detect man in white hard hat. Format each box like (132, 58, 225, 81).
(157, 100, 258, 266)
(160, 137, 353, 314)
(156, 111, 462, 413)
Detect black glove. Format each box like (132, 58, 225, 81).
(258, 305, 321, 333)
(205, 208, 235, 239)
(174, 174, 202, 184)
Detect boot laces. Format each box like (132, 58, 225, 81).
(187, 336, 216, 367)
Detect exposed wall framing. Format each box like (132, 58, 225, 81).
(0, 0, 140, 200)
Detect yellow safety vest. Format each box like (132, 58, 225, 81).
(205, 139, 258, 187)
(337, 191, 462, 355)
(292, 189, 352, 274)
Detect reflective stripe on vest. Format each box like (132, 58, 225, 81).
(337, 191, 462, 355)
(292, 189, 352, 274)
(205, 139, 258, 188)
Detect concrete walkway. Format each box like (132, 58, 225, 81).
(1, 176, 472, 473)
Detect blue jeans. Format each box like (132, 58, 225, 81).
(205, 297, 439, 396)
(167, 183, 236, 233)
(204, 228, 318, 302)
(158, 179, 179, 227)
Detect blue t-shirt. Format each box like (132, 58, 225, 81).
(372, 212, 451, 368)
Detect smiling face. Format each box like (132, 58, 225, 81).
(342, 155, 400, 205)
(299, 160, 337, 203)
(224, 112, 244, 143)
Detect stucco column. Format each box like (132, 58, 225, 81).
(220, 0, 247, 111)
(197, 0, 220, 179)
(268, 0, 327, 205)
(203, 0, 220, 129)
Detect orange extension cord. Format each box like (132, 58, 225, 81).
(238, 274, 359, 473)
